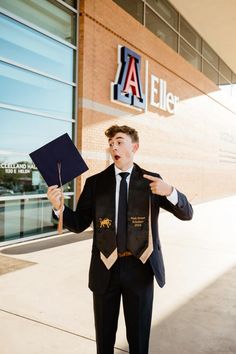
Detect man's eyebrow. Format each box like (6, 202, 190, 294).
(108, 136, 125, 141)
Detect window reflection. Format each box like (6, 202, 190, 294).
(219, 60, 231, 82)
(0, 196, 73, 242)
(0, 0, 76, 243)
(0, 154, 73, 196)
(180, 16, 201, 52)
(0, 153, 73, 196)
(147, 0, 178, 30)
(180, 39, 201, 70)
(61, 0, 77, 8)
(202, 41, 218, 70)
(113, 0, 144, 24)
(0, 61, 73, 119)
(146, 7, 178, 51)
(2, 200, 21, 239)
(203, 60, 218, 85)
(0, 0, 76, 44)
(0, 108, 73, 152)
(0, 14, 74, 82)
(0, 108, 73, 195)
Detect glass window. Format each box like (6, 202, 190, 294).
(0, 196, 73, 242)
(0, 108, 73, 195)
(0, 61, 73, 119)
(61, 0, 77, 8)
(0, 14, 74, 82)
(113, 0, 144, 24)
(147, 0, 178, 30)
(219, 60, 231, 82)
(0, 0, 77, 243)
(180, 38, 201, 70)
(203, 60, 218, 84)
(0, 108, 73, 153)
(0, 151, 73, 196)
(202, 41, 218, 70)
(180, 16, 201, 52)
(0, 153, 74, 196)
(0, 0, 76, 44)
(146, 7, 178, 51)
(1, 200, 21, 239)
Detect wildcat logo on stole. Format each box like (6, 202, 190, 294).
(99, 218, 112, 229)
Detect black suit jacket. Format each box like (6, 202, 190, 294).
(62, 164, 193, 294)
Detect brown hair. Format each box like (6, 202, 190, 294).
(105, 125, 139, 143)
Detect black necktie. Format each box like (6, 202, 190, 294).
(117, 172, 129, 253)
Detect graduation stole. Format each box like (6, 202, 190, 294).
(95, 164, 150, 258)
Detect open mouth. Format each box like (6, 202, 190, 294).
(114, 155, 120, 160)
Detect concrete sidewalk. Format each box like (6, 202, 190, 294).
(0, 196, 236, 354)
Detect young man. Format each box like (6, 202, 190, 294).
(47, 125, 193, 354)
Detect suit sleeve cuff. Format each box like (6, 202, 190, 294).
(166, 187, 178, 205)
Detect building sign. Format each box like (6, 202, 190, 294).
(0, 161, 39, 195)
(112, 46, 146, 109)
(0, 162, 36, 174)
(150, 75, 179, 114)
(111, 45, 179, 114)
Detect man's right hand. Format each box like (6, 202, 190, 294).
(47, 185, 63, 210)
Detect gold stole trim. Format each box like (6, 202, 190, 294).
(100, 248, 118, 270)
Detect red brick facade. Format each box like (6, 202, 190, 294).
(77, 0, 236, 204)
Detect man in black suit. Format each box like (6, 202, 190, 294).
(47, 125, 193, 354)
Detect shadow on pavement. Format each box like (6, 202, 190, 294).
(150, 265, 236, 354)
(0, 231, 93, 255)
(0, 255, 36, 275)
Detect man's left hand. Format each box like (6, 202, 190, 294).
(143, 174, 173, 196)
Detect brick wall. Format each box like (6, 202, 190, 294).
(76, 0, 236, 204)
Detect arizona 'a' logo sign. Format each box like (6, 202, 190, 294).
(112, 46, 146, 109)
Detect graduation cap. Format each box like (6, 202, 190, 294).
(29, 133, 88, 234)
(29, 133, 88, 187)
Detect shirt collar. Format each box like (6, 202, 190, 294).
(114, 164, 134, 177)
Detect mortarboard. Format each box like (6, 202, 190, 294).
(29, 133, 89, 234)
(29, 133, 88, 187)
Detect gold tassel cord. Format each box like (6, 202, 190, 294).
(57, 161, 64, 234)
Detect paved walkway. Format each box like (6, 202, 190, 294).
(0, 196, 236, 354)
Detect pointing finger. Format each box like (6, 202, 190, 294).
(143, 174, 158, 182)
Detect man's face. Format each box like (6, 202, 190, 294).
(108, 132, 139, 171)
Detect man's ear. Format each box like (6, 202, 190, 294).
(132, 143, 139, 153)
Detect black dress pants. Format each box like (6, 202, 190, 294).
(93, 256, 154, 354)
